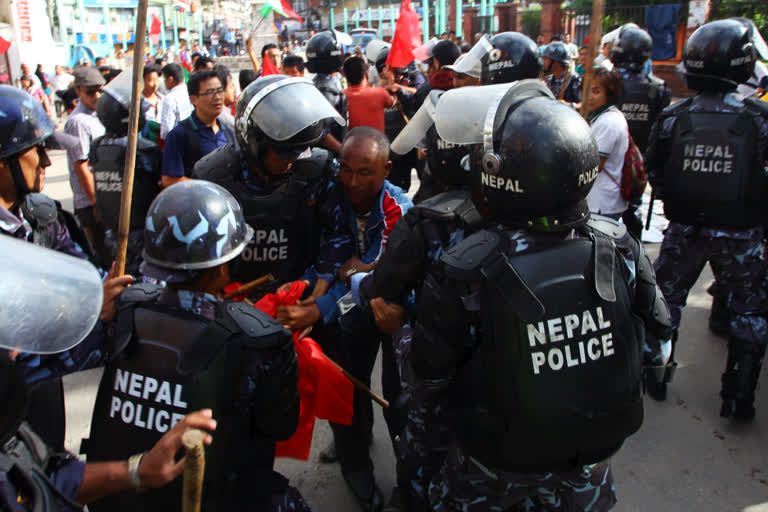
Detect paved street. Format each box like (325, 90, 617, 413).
(43, 149, 768, 511)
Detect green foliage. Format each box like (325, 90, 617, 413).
(521, 6, 541, 39)
(709, 1, 768, 42)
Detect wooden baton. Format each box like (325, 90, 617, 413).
(221, 274, 275, 300)
(182, 429, 205, 512)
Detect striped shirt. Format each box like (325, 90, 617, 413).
(159, 84, 193, 140)
(64, 103, 105, 209)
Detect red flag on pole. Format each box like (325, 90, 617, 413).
(149, 13, 161, 46)
(261, 53, 281, 76)
(0, 36, 9, 56)
(386, 0, 422, 69)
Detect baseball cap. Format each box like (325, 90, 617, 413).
(425, 40, 460, 66)
(73, 67, 106, 88)
(443, 53, 481, 79)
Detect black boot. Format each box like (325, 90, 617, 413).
(645, 330, 678, 401)
(721, 341, 766, 421)
(708, 282, 729, 338)
(342, 467, 384, 512)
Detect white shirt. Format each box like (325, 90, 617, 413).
(159, 84, 193, 140)
(587, 106, 629, 215)
(52, 72, 73, 92)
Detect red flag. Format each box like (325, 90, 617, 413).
(149, 14, 161, 46)
(386, 0, 422, 69)
(261, 53, 281, 76)
(222, 281, 355, 460)
(0, 36, 10, 56)
(279, 0, 303, 23)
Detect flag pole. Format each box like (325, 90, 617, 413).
(114, 0, 148, 276)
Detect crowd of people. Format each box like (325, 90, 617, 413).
(1, 15, 768, 512)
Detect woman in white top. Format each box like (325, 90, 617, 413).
(585, 68, 628, 220)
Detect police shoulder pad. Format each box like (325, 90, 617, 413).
(222, 301, 288, 347)
(585, 214, 628, 241)
(292, 148, 332, 180)
(21, 193, 58, 227)
(416, 189, 472, 219)
(441, 229, 500, 281)
(191, 144, 239, 182)
(117, 283, 163, 307)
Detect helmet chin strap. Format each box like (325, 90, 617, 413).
(8, 156, 32, 205)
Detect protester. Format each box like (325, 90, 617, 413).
(158, 63, 193, 140)
(283, 54, 306, 77)
(214, 64, 237, 130)
(64, 67, 108, 264)
(343, 56, 396, 132)
(585, 68, 629, 219)
(161, 70, 233, 187)
(19, 74, 53, 117)
(142, 64, 164, 124)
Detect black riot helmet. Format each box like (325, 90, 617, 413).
(96, 67, 147, 137)
(234, 75, 345, 166)
(96, 92, 147, 137)
(483, 32, 542, 84)
(433, 80, 596, 229)
(141, 180, 254, 282)
(610, 24, 652, 73)
(482, 96, 598, 228)
(305, 30, 344, 74)
(542, 41, 570, 64)
(683, 19, 757, 91)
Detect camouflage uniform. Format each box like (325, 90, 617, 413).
(409, 226, 670, 511)
(359, 191, 481, 510)
(544, 72, 582, 104)
(646, 91, 768, 414)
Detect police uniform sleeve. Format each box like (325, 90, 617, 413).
(630, 239, 673, 366)
(15, 325, 106, 384)
(246, 336, 301, 441)
(645, 106, 680, 196)
(313, 179, 355, 281)
(370, 213, 428, 304)
(411, 275, 477, 383)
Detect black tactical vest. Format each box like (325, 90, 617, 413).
(0, 423, 83, 512)
(90, 136, 162, 232)
(438, 219, 643, 472)
(313, 74, 348, 142)
(85, 284, 292, 511)
(425, 125, 470, 188)
(618, 77, 665, 154)
(663, 103, 764, 228)
(193, 145, 331, 286)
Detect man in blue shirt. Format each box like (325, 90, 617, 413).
(161, 70, 234, 188)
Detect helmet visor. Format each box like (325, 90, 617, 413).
(243, 78, 345, 141)
(391, 92, 438, 155)
(434, 79, 554, 145)
(449, 35, 493, 76)
(0, 237, 102, 354)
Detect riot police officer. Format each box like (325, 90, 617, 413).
(0, 237, 219, 512)
(91, 68, 162, 275)
(395, 33, 544, 203)
(646, 19, 768, 419)
(306, 29, 348, 150)
(192, 75, 348, 290)
(85, 180, 309, 511)
(542, 41, 583, 105)
(399, 85, 671, 511)
(0, 85, 133, 452)
(610, 24, 671, 239)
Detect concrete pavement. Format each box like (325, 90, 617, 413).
(41, 149, 768, 511)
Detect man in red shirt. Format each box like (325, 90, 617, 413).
(342, 56, 396, 132)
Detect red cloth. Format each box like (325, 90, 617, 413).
(343, 84, 395, 132)
(222, 281, 355, 460)
(280, 0, 304, 23)
(0, 36, 10, 56)
(261, 55, 281, 76)
(386, 0, 422, 69)
(429, 70, 454, 91)
(149, 14, 162, 47)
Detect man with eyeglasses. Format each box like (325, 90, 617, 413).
(64, 66, 108, 265)
(161, 70, 235, 188)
